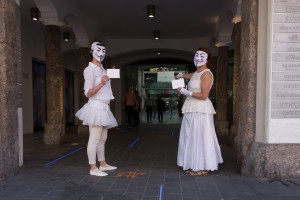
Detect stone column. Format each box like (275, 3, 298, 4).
(43, 25, 65, 144)
(15, 0, 23, 167)
(236, 0, 300, 179)
(230, 21, 241, 146)
(236, 0, 258, 176)
(77, 47, 90, 134)
(0, 0, 19, 178)
(210, 56, 217, 107)
(215, 46, 229, 136)
(78, 47, 90, 108)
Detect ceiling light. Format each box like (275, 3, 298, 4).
(63, 32, 70, 42)
(157, 50, 162, 55)
(147, 5, 155, 18)
(154, 30, 160, 40)
(31, 8, 40, 21)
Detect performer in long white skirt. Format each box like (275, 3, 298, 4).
(177, 47, 223, 175)
(75, 42, 118, 176)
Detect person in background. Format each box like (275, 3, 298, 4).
(177, 95, 184, 117)
(168, 96, 175, 119)
(156, 95, 166, 123)
(152, 96, 157, 119)
(133, 90, 142, 126)
(177, 47, 223, 176)
(123, 86, 137, 128)
(75, 41, 118, 177)
(144, 93, 153, 122)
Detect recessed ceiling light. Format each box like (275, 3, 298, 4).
(147, 5, 155, 18)
(154, 30, 160, 40)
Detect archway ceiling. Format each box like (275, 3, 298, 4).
(37, 0, 236, 40)
(23, 0, 238, 57)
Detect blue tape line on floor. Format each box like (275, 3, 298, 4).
(159, 184, 163, 200)
(128, 137, 140, 148)
(44, 146, 85, 166)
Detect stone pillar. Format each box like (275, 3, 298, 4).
(236, 0, 259, 176)
(215, 46, 229, 136)
(236, 0, 300, 179)
(15, 0, 23, 167)
(210, 56, 217, 107)
(0, 0, 19, 178)
(78, 47, 90, 108)
(77, 47, 90, 134)
(230, 22, 241, 146)
(43, 25, 65, 144)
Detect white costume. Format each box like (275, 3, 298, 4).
(75, 43, 118, 173)
(75, 62, 118, 129)
(177, 69, 223, 171)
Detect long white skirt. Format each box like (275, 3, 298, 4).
(75, 99, 118, 129)
(177, 112, 223, 171)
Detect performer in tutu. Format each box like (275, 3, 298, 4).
(75, 42, 118, 176)
(176, 47, 223, 175)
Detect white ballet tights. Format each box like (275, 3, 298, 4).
(87, 126, 108, 164)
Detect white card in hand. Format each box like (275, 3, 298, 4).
(172, 78, 185, 89)
(107, 69, 120, 78)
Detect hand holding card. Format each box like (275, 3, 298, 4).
(172, 78, 185, 89)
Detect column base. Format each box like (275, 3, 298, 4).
(77, 125, 89, 134)
(215, 120, 229, 136)
(239, 142, 300, 179)
(229, 124, 238, 147)
(44, 123, 65, 145)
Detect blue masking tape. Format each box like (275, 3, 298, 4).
(44, 147, 84, 166)
(159, 184, 163, 200)
(128, 137, 140, 148)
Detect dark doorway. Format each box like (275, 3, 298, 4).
(32, 60, 46, 132)
(65, 70, 75, 125)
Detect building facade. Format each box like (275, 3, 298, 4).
(0, 0, 300, 179)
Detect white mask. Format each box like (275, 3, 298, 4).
(91, 42, 106, 62)
(194, 50, 208, 67)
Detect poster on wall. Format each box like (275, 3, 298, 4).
(157, 72, 174, 82)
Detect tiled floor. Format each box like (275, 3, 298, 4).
(1, 124, 300, 200)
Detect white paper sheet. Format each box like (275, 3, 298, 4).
(107, 69, 120, 78)
(172, 78, 185, 89)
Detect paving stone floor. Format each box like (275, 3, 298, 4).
(1, 124, 300, 200)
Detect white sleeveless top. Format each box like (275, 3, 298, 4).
(181, 69, 216, 114)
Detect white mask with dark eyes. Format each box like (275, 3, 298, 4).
(194, 50, 208, 67)
(91, 42, 106, 62)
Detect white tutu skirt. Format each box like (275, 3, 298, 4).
(75, 100, 118, 129)
(177, 112, 223, 171)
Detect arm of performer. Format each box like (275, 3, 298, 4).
(176, 72, 194, 80)
(86, 75, 109, 98)
(84, 69, 109, 98)
(178, 72, 212, 100)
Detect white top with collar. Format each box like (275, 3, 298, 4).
(83, 62, 114, 100)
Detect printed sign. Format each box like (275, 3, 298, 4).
(157, 72, 174, 82)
